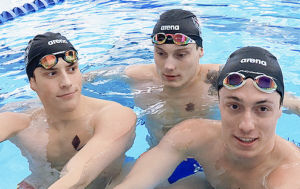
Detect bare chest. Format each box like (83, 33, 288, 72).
(12, 112, 94, 172)
(134, 82, 218, 119)
(207, 171, 269, 189)
(204, 160, 273, 189)
(133, 82, 219, 145)
(46, 126, 93, 171)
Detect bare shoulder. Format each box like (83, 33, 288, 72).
(198, 64, 223, 95)
(267, 138, 300, 188)
(84, 96, 136, 134)
(267, 162, 300, 188)
(161, 119, 221, 152)
(199, 64, 223, 80)
(125, 64, 158, 80)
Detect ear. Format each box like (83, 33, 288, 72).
(198, 48, 204, 58)
(30, 77, 37, 92)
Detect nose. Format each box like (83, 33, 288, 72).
(164, 56, 176, 71)
(59, 71, 72, 89)
(238, 110, 255, 133)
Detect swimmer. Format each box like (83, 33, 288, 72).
(0, 32, 136, 189)
(114, 46, 300, 189)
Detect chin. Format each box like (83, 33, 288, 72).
(58, 99, 80, 112)
(64, 105, 77, 112)
(234, 153, 255, 160)
(163, 81, 182, 88)
(231, 148, 258, 160)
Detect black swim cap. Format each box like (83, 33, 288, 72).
(151, 9, 203, 47)
(217, 46, 284, 104)
(24, 32, 77, 79)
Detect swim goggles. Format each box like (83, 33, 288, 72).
(38, 50, 78, 69)
(152, 33, 196, 46)
(223, 72, 277, 93)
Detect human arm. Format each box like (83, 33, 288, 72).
(113, 119, 209, 189)
(48, 103, 137, 189)
(282, 92, 300, 116)
(0, 112, 30, 142)
(114, 118, 219, 189)
(114, 139, 186, 188)
(82, 64, 157, 85)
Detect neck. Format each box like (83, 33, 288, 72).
(224, 137, 278, 170)
(44, 95, 88, 124)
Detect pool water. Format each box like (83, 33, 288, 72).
(0, 0, 300, 188)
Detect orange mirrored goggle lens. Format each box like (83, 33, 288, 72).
(39, 50, 78, 69)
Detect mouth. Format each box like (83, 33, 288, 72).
(58, 91, 76, 98)
(164, 74, 179, 80)
(235, 136, 258, 146)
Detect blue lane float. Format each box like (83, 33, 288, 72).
(0, 0, 65, 24)
(13, 6, 29, 16)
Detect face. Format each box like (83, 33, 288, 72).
(154, 43, 204, 88)
(30, 58, 82, 113)
(218, 79, 282, 159)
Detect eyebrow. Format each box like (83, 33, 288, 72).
(227, 96, 243, 102)
(226, 96, 274, 105)
(154, 45, 191, 52)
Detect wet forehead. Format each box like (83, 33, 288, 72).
(154, 43, 196, 52)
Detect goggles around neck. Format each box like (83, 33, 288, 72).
(223, 72, 277, 93)
(38, 50, 78, 69)
(152, 33, 196, 46)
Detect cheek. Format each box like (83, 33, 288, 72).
(181, 60, 197, 73)
(75, 72, 82, 84)
(257, 118, 277, 134)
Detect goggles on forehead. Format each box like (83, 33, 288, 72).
(152, 33, 196, 46)
(38, 50, 78, 69)
(223, 72, 277, 93)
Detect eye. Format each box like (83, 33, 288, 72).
(47, 71, 57, 76)
(68, 65, 78, 72)
(231, 104, 239, 110)
(227, 103, 241, 111)
(156, 50, 166, 56)
(258, 106, 269, 112)
(175, 52, 187, 59)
